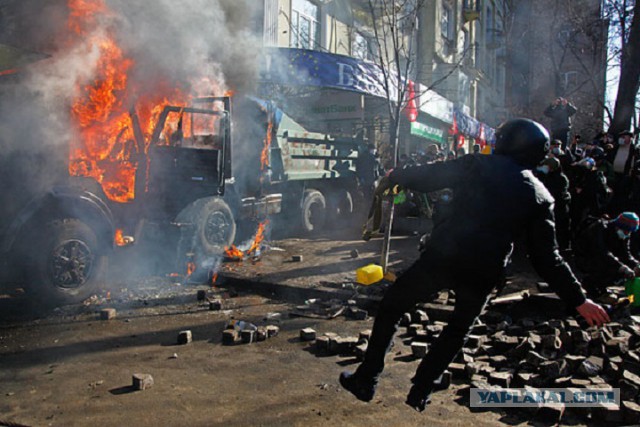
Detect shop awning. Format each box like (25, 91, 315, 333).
(261, 47, 395, 101)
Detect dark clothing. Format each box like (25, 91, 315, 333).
(574, 218, 639, 295)
(539, 170, 572, 251)
(570, 168, 611, 231)
(356, 154, 586, 394)
(355, 151, 382, 201)
(544, 102, 577, 148)
(606, 143, 639, 215)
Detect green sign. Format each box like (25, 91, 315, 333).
(410, 121, 446, 144)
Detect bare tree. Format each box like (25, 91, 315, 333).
(609, 0, 640, 134)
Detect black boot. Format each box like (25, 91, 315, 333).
(405, 385, 432, 412)
(339, 371, 377, 402)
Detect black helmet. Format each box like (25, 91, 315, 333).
(590, 146, 606, 161)
(494, 118, 550, 168)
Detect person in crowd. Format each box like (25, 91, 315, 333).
(472, 144, 481, 154)
(549, 139, 576, 174)
(536, 157, 572, 252)
(573, 212, 640, 299)
(544, 97, 578, 149)
(339, 118, 608, 412)
(592, 146, 615, 183)
(355, 143, 382, 202)
(569, 157, 611, 233)
(607, 130, 639, 215)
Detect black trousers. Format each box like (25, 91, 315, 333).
(355, 254, 497, 393)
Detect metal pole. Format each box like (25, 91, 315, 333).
(379, 196, 395, 273)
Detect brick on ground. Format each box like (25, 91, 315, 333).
(100, 308, 116, 320)
(132, 373, 154, 390)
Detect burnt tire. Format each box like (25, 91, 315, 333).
(27, 219, 107, 306)
(301, 190, 327, 233)
(193, 198, 236, 256)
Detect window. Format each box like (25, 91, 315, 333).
(290, 0, 319, 50)
(561, 71, 579, 91)
(441, 5, 452, 40)
(352, 32, 375, 61)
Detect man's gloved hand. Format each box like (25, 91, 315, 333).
(576, 299, 611, 327)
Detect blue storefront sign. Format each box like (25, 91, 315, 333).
(261, 47, 397, 101)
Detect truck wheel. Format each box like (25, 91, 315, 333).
(27, 219, 107, 306)
(327, 190, 354, 220)
(301, 190, 327, 233)
(194, 198, 236, 255)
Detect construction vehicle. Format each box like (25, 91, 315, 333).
(0, 94, 364, 305)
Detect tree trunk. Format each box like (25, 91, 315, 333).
(610, 0, 640, 135)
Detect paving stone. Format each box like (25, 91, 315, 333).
(526, 351, 547, 367)
(348, 307, 368, 320)
(623, 400, 640, 424)
(197, 290, 206, 301)
(407, 323, 423, 337)
(592, 405, 624, 424)
(520, 318, 536, 329)
(541, 334, 562, 351)
(488, 371, 512, 387)
(423, 303, 454, 322)
(489, 355, 508, 368)
(400, 313, 412, 327)
(177, 330, 192, 345)
(620, 379, 640, 401)
(411, 342, 428, 358)
(412, 309, 429, 324)
(482, 311, 505, 324)
(291, 255, 303, 262)
(565, 318, 580, 330)
(100, 308, 116, 321)
(577, 358, 602, 377)
(465, 361, 489, 378)
(222, 329, 238, 345)
(534, 405, 565, 424)
(132, 373, 154, 390)
(564, 355, 586, 372)
(507, 338, 535, 359)
(539, 360, 569, 379)
(478, 365, 496, 376)
(512, 373, 538, 388)
(354, 343, 367, 360)
(300, 328, 316, 341)
(471, 322, 488, 335)
(336, 337, 359, 354)
(266, 325, 279, 338)
(437, 371, 452, 389)
(492, 333, 520, 351)
(466, 335, 487, 348)
(527, 332, 542, 346)
(553, 376, 572, 387)
(315, 336, 330, 351)
(448, 362, 466, 379)
(569, 378, 591, 388)
(255, 327, 267, 342)
(241, 329, 255, 344)
(413, 330, 429, 342)
(208, 299, 223, 311)
(470, 374, 490, 389)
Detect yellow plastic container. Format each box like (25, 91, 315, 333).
(356, 264, 384, 286)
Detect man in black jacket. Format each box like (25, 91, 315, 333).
(544, 97, 577, 149)
(339, 118, 609, 412)
(536, 157, 572, 252)
(574, 212, 640, 298)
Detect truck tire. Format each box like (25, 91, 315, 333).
(301, 190, 327, 233)
(193, 198, 236, 255)
(26, 219, 107, 306)
(327, 189, 354, 221)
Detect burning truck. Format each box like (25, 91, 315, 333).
(0, 0, 365, 306)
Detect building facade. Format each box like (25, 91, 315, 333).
(505, 0, 608, 139)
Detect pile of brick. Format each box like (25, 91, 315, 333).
(401, 295, 640, 424)
(302, 328, 372, 360)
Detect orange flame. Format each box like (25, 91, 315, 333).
(224, 245, 244, 260)
(260, 118, 273, 170)
(210, 272, 218, 286)
(114, 228, 127, 246)
(186, 261, 196, 277)
(246, 220, 269, 256)
(66, 0, 196, 203)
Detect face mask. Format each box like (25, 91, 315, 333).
(616, 229, 630, 239)
(619, 138, 627, 145)
(537, 165, 550, 175)
(441, 194, 451, 202)
(369, 150, 376, 155)
(551, 147, 562, 156)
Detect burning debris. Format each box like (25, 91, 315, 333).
(223, 220, 270, 262)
